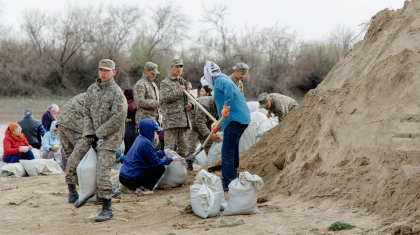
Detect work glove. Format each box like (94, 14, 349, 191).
(222, 106, 230, 118)
(211, 122, 220, 134)
(86, 135, 99, 149)
(172, 156, 184, 161)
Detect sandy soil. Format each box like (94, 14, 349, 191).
(0, 170, 382, 235)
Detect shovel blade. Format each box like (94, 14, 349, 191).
(192, 147, 204, 157)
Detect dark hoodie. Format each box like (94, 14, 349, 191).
(124, 88, 137, 127)
(119, 119, 172, 180)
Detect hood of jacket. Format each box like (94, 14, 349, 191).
(138, 119, 156, 142)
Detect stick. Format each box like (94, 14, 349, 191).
(183, 90, 217, 123)
(310, 194, 338, 199)
(9, 195, 34, 206)
(192, 117, 225, 157)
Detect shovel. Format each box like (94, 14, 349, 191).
(191, 116, 225, 158)
(183, 89, 217, 123)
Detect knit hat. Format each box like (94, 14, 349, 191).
(24, 108, 33, 118)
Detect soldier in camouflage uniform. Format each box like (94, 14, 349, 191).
(56, 92, 91, 204)
(185, 96, 219, 168)
(74, 59, 127, 223)
(258, 93, 298, 122)
(228, 63, 249, 95)
(133, 62, 160, 124)
(160, 59, 192, 169)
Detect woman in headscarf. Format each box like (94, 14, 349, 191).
(121, 88, 138, 162)
(41, 121, 66, 170)
(3, 123, 35, 163)
(42, 104, 59, 131)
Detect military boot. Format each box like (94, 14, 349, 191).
(186, 160, 194, 172)
(95, 198, 113, 222)
(68, 184, 79, 203)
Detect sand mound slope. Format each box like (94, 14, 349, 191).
(240, 0, 420, 227)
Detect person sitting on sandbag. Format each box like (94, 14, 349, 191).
(18, 108, 46, 150)
(119, 119, 183, 194)
(41, 121, 66, 170)
(3, 123, 35, 163)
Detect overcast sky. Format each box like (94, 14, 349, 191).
(2, 0, 404, 41)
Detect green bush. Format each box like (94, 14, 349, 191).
(329, 221, 355, 231)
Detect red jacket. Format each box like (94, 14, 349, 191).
(3, 129, 29, 157)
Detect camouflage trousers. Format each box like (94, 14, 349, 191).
(58, 126, 83, 159)
(185, 129, 213, 161)
(165, 128, 188, 158)
(65, 137, 90, 185)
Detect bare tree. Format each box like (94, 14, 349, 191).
(22, 10, 50, 56)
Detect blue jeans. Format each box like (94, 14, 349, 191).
(3, 151, 35, 163)
(221, 121, 248, 188)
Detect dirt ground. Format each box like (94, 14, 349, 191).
(0, 170, 382, 235)
(0, 121, 383, 235)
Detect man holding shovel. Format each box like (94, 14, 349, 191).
(203, 61, 250, 191)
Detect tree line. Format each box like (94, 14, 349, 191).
(0, 2, 357, 100)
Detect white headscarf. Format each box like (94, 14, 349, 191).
(203, 61, 220, 88)
(200, 77, 208, 86)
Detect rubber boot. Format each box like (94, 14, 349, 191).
(95, 198, 113, 222)
(68, 184, 79, 203)
(186, 160, 194, 172)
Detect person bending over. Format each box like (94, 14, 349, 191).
(119, 119, 183, 194)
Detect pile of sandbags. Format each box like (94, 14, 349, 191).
(0, 158, 63, 178)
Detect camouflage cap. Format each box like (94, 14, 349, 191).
(170, 59, 183, 66)
(145, 62, 160, 74)
(258, 93, 270, 109)
(98, 59, 115, 70)
(233, 62, 249, 73)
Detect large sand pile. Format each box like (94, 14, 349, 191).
(240, 0, 420, 230)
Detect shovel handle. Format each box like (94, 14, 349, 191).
(183, 90, 217, 123)
(193, 117, 225, 156)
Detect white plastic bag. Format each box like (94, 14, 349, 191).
(246, 101, 260, 113)
(190, 184, 222, 219)
(222, 171, 264, 216)
(32, 148, 42, 159)
(206, 132, 223, 164)
(20, 159, 45, 176)
(195, 150, 207, 166)
(111, 173, 120, 191)
(250, 111, 267, 124)
(194, 169, 228, 210)
(0, 163, 27, 177)
(239, 121, 258, 153)
(75, 148, 97, 204)
(41, 159, 64, 175)
(155, 160, 187, 189)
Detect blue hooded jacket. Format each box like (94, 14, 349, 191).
(41, 121, 61, 156)
(119, 119, 172, 180)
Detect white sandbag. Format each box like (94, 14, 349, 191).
(251, 112, 267, 124)
(255, 108, 268, 115)
(75, 148, 97, 204)
(20, 159, 45, 176)
(31, 148, 42, 159)
(222, 171, 264, 216)
(190, 184, 222, 219)
(41, 159, 64, 175)
(0, 161, 6, 169)
(194, 169, 228, 210)
(239, 121, 258, 153)
(195, 150, 207, 166)
(111, 173, 120, 191)
(247, 101, 260, 113)
(206, 132, 223, 164)
(155, 160, 187, 189)
(0, 163, 27, 177)
(0, 148, 3, 157)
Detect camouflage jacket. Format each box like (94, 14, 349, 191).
(229, 73, 244, 95)
(268, 93, 298, 121)
(57, 92, 86, 134)
(83, 78, 128, 151)
(193, 96, 219, 137)
(133, 73, 160, 123)
(160, 75, 191, 130)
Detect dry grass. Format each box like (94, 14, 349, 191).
(0, 97, 71, 122)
